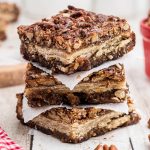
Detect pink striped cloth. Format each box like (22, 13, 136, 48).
(0, 127, 23, 150)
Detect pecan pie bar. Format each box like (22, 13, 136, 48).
(18, 6, 135, 74)
(25, 63, 128, 107)
(16, 94, 140, 143)
(0, 2, 19, 23)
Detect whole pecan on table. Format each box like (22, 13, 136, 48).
(94, 144, 118, 150)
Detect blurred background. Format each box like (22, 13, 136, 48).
(11, 0, 149, 19)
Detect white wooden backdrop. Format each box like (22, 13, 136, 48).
(0, 13, 150, 150)
(3, 0, 148, 19)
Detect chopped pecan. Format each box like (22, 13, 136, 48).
(123, 24, 130, 31)
(91, 32, 99, 43)
(108, 55, 113, 60)
(114, 90, 126, 99)
(26, 32, 33, 41)
(73, 39, 82, 49)
(68, 5, 76, 10)
(18, 5, 131, 52)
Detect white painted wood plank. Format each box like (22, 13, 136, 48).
(32, 130, 132, 150)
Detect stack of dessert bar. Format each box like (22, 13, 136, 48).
(16, 6, 140, 143)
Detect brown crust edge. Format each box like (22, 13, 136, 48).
(25, 89, 128, 107)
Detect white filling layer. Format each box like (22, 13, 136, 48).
(28, 35, 131, 64)
(74, 82, 127, 93)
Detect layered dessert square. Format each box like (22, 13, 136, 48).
(18, 5, 135, 74)
(0, 2, 19, 23)
(16, 94, 140, 143)
(24, 63, 128, 107)
(0, 20, 6, 41)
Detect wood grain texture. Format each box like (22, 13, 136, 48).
(0, 63, 26, 87)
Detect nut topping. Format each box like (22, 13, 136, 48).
(18, 5, 130, 52)
(62, 13, 70, 17)
(26, 32, 33, 41)
(123, 24, 130, 31)
(108, 55, 113, 60)
(114, 90, 126, 99)
(91, 32, 99, 43)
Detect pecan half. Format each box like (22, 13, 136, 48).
(94, 144, 118, 150)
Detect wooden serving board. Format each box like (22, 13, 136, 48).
(0, 63, 26, 87)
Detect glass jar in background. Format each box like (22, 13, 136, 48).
(21, 0, 92, 20)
